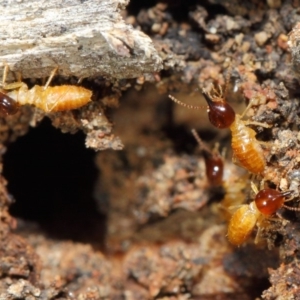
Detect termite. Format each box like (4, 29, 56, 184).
(169, 85, 270, 175)
(227, 183, 300, 246)
(0, 65, 92, 113)
(191, 128, 224, 186)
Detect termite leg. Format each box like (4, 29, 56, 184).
(15, 71, 22, 83)
(191, 129, 211, 153)
(192, 128, 223, 161)
(259, 179, 266, 191)
(2, 81, 24, 90)
(77, 76, 84, 85)
(244, 120, 272, 128)
(240, 99, 255, 118)
(2, 63, 8, 86)
(45, 93, 61, 112)
(44, 67, 59, 90)
(220, 145, 227, 159)
(283, 196, 296, 203)
(1, 63, 23, 90)
(251, 181, 259, 195)
(254, 225, 262, 244)
(240, 99, 272, 128)
(256, 141, 272, 147)
(240, 98, 270, 119)
(46, 98, 56, 113)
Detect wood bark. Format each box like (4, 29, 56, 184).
(0, 0, 162, 80)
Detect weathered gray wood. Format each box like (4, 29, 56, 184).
(0, 0, 162, 80)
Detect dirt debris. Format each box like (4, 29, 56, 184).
(1, 0, 300, 299)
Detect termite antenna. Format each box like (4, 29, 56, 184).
(191, 128, 213, 154)
(282, 204, 300, 211)
(191, 129, 204, 148)
(168, 95, 206, 110)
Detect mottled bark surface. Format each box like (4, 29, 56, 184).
(0, 0, 162, 79)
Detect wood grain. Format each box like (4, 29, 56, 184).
(0, 0, 162, 80)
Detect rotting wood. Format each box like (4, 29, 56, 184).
(0, 0, 162, 80)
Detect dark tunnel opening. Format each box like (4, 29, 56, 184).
(2, 118, 106, 247)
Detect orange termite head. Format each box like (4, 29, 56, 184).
(0, 91, 19, 115)
(255, 189, 292, 215)
(202, 92, 235, 129)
